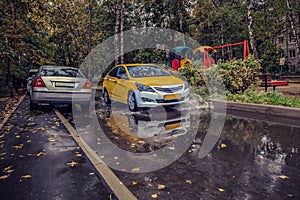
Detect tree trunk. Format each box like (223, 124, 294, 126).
(114, 0, 121, 65)
(286, 0, 300, 66)
(120, 0, 125, 63)
(247, 0, 258, 59)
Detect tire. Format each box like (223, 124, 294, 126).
(127, 91, 138, 112)
(103, 89, 111, 105)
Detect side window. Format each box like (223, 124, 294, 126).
(118, 67, 128, 79)
(108, 67, 119, 77)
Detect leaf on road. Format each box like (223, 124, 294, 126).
(221, 143, 227, 148)
(48, 138, 55, 142)
(0, 152, 7, 156)
(131, 167, 140, 172)
(132, 181, 138, 185)
(167, 146, 175, 151)
(75, 153, 82, 157)
(157, 184, 166, 190)
(151, 194, 158, 199)
(0, 174, 10, 179)
(12, 144, 23, 150)
(218, 188, 225, 192)
(185, 179, 192, 184)
(36, 152, 45, 157)
(27, 122, 35, 126)
(22, 174, 32, 179)
(67, 161, 77, 167)
(279, 175, 289, 179)
(3, 166, 13, 172)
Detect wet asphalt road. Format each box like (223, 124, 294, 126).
(1, 94, 299, 200)
(0, 96, 113, 200)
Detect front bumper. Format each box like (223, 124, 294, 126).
(135, 88, 189, 108)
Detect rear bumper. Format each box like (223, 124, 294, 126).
(32, 91, 91, 104)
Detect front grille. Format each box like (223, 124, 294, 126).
(156, 97, 185, 103)
(154, 85, 183, 93)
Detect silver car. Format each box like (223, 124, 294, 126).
(30, 65, 91, 110)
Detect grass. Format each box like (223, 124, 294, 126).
(226, 88, 300, 108)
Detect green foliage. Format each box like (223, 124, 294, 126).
(217, 57, 262, 94)
(179, 57, 261, 97)
(227, 88, 300, 108)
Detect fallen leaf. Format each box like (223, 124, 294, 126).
(167, 146, 175, 151)
(0, 174, 10, 179)
(67, 161, 77, 167)
(22, 175, 32, 179)
(157, 184, 166, 190)
(221, 143, 227, 148)
(3, 166, 13, 171)
(132, 181, 138, 185)
(151, 194, 158, 199)
(12, 144, 23, 150)
(131, 167, 140, 172)
(48, 138, 55, 142)
(0, 152, 7, 156)
(36, 152, 45, 157)
(218, 188, 225, 192)
(279, 175, 289, 179)
(185, 179, 192, 184)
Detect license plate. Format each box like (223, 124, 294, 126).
(55, 82, 75, 88)
(165, 123, 181, 131)
(164, 94, 181, 100)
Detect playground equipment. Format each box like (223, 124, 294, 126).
(194, 40, 250, 68)
(170, 46, 193, 71)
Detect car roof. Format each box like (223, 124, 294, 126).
(121, 63, 158, 67)
(41, 65, 78, 70)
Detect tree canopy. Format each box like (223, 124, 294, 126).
(0, 0, 299, 97)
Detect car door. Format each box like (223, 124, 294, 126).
(104, 67, 119, 99)
(113, 66, 129, 103)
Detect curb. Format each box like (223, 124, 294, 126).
(211, 100, 300, 128)
(0, 94, 26, 130)
(54, 109, 137, 200)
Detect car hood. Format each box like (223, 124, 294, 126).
(132, 76, 184, 86)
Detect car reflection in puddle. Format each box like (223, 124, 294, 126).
(106, 109, 190, 152)
(97, 103, 207, 153)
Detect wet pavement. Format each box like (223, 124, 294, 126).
(1, 94, 299, 200)
(84, 96, 299, 200)
(0, 96, 113, 200)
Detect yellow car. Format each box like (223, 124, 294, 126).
(102, 64, 189, 111)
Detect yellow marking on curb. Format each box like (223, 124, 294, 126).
(54, 109, 137, 200)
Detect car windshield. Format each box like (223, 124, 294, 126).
(127, 66, 170, 78)
(40, 68, 83, 78)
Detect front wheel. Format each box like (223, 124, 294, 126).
(127, 91, 138, 112)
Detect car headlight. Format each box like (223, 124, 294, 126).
(136, 83, 155, 92)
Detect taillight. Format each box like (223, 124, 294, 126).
(83, 80, 92, 89)
(33, 77, 46, 87)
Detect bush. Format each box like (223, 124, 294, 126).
(179, 57, 262, 97)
